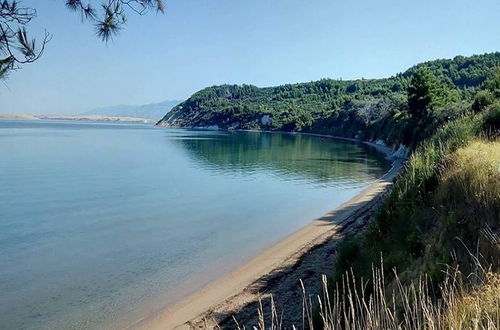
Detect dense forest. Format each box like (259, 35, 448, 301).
(158, 52, 500, 149)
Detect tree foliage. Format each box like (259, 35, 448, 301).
(64, 0, 164, 42)
(0, 0, 50, 78)
(486, 66, 500, 97)
(407, 67, 444, 118)
(0, 0, 164, 79)
(160, 52, 500, 148)
(403, 53, 500, 88)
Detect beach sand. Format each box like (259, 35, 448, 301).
(127, 143, 404, 330)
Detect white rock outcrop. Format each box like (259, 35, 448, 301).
(260, 115, 271, 125)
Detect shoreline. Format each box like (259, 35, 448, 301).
(127, 132, 405, 329)
(0, 114, 155, 124)
(160, 124, 403, 160)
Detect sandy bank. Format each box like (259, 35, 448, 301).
(127, 141, 404, 329)
(0, 113, 155, 124)
(36, 114, 155, 124)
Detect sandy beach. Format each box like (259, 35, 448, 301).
(124, 139, 404, 330)
(0, 113, 155, 124)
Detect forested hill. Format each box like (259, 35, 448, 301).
(157, 52, 500, 149)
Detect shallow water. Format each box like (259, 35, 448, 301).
(0, 120, 391, 329)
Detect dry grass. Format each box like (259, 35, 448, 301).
(232, 266, 500, 330)
(219, 249, 500, 330)
(432, 139, 500, 272)
(440, 140, 500, 212)
(443, 272, 500, 329)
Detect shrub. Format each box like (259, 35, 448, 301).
(473, 90, 495, 112)
(484, 103, 500, 135)
(333, 114, 485, 283)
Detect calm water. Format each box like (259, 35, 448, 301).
(0, 120, 391, 329)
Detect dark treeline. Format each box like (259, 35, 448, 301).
(159, 52, 500, 149)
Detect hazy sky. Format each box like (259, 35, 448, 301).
(1, 0, 499, 114)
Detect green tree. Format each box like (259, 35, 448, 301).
(472, 66, 500, 112)
(486, 66, 500, 97)
(0, 0, 164, 79)
(472, 90, 495, 112)
(65, 0, 164, 42)
(407, 67, 444, 118)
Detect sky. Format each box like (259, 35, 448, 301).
(1, 0, 499, 114)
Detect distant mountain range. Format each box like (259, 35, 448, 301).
(84, 100, 183, 120)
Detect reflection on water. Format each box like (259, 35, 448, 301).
(171, 129, 391, 187)
(0, 121, 391, 330)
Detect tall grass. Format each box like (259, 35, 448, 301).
(432, 139, 500, 275)
(439, 140, 500, 212)
(333, 114, 488, 282)
(236, 258, 500, 330)
(376, 113, 483, 225)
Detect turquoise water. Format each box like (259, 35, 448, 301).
(0, 120, 391, 329)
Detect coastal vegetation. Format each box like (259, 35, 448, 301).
(332, 65, 499, 283)
(322, 71, 498, 329)
(325, 67, 498, 329)
(159, 52, 500, 328)
(253, 260, 500, 329)
(159, 53, 499, 147)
